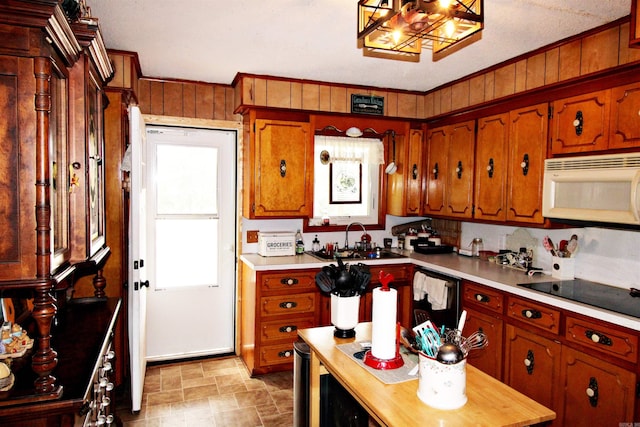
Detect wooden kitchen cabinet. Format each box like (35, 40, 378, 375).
(504, 324, 563, 416)
(461, 281, 505, 380)
(240, 267, 319, 375)
(560, 346, 636, 426)
(387, 129, 424, 216)
(551, 82, 640, 154)
(242, 115, 312, 218)
(474, 113, 509, 221)
(609, 81, 640, 149)
(424, 120, 475, 219)
(506, 103, 547, 224)
(633, 0, 640, 48)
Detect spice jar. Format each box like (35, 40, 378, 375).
(471, 238, 483, 257)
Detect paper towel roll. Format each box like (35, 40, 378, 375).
(371, 286, 397, 360)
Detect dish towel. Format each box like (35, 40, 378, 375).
(425, 277, 449, 310)
(413, 271, 428, 301)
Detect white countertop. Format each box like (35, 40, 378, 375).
(240, 251, 640, 331)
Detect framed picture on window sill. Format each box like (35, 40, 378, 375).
(329, 161, 362, 204)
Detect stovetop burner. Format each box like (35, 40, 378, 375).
(518, 279, 640, 318)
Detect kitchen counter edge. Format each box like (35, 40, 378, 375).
(239, 252, 640, 331)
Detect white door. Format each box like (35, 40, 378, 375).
(128, 105, 148, 412)
(145, 126, 236, 361)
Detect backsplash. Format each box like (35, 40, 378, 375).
(241, 217, 640, 290)
(461, 222, 640, 290)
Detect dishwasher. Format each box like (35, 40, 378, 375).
(412, 268, 461, 329)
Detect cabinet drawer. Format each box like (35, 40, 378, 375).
(565, 315, 638, 363)
(261, 293, 316, 317)
(462, 282, 504, 314)
(260, 271, 317, 292)
(369, 264, 412, 283)
(507, 296, 560, 334)
(260, 317, 315, 343)
(260, 342, 296, 366)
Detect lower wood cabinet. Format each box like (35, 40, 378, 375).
(504, 324, 563, 413)
(462, 280, 639, 426)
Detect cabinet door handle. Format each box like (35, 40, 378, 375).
(280, 277, 299, 286)
(280, 159, 287, 177)
(279, 301, 298, 309)
(586, 376, 598, 407)
(521, 309, 542, 319)
(573, 110, 584, 136)
(585, 330, 612, 346)
(412, 164, 418, 180)
(279, 325, 298, 333)
(520, 154, 529, 176)
(278, 349, 293, 358)
(475, 293, 490, 303)
(524, 349, 535, 374)
(432, 162, 439, 180)
(486, 158, 494, 178)
(456, 160, 463, 179)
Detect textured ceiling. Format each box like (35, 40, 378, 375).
(86, 0, 631, 92)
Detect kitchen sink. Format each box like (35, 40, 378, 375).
(306, 249, 407, 261)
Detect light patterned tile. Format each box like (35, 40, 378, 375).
(147, 390, 184, 406)
(234, 389, 274, 408)
(184, 384, 219, 401)
(213, 407, 262, 427)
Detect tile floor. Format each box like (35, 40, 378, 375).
(117, 356, 294, 427)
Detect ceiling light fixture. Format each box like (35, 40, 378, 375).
(357, 0, 484, 62)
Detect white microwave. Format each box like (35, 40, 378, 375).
(542, 153, 640, 226)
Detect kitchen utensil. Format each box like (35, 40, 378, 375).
(315, 270, 335, 293)
(399, 326, 420, 354)
(436, 342, 464, 364)
(566, 234, 578, 256)
(385, 133, 397, 175)
(460, 331, 488, 356)
(543, 235, 557, 256)
(457, 310, 467, 335)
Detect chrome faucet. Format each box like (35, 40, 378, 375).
(345, 222, 368, 250)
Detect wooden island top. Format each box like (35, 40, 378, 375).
(298, 323, 555, 427)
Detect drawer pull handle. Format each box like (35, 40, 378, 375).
(475, 293, 490, 303)
(586, 377, 598, 407)
(520, 153, 529, 176)
(279, 301, 298, 309)
(585, 330, 612, 346)
(278, 350, 293, 358)
(432, 162, 439, 180)
(456, 160, 463, 179)
(280, 278, 299, 286)
(573, 110, 584, 136)
(279, 325, 298, 333)
(521, 309, 541, 319)
(524, 349, 534, 374)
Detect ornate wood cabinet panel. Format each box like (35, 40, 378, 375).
(506, 103, 547, 224)
(423, 126, 448, 216)
(474, 113, 509, 221)
(243, 115, 312, 218)
(387, 129, 424, 216)
(609, 81, 640, 149)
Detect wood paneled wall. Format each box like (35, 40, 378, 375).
(234, 19, 640, 120)
(137, 78, 238, 121)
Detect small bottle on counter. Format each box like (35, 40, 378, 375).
(471, 238, 483, 257)
(312, 235, 321, 252)
(295, 229, 305, 255)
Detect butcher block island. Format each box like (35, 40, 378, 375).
(298, 323, 555, 427)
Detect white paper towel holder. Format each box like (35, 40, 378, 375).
(363, 272, 404, 370)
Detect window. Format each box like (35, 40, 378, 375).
(310, 135, 384, 226)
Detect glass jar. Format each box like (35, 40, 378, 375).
(471, 238, 483, 257)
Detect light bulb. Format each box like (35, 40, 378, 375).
(439, 0, 452, 8)
(445, 20, 456, 38)
(392, 29, 402, 44)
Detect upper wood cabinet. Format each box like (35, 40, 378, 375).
(387, 129, 423, 216)
(506, 103, 547, 224)
(550, 90, 610, 154)
(243, 115, 312, 218)
(474, 113, 509, 222)
(424, 121, 475, 219)
(551, 82, 640, 155)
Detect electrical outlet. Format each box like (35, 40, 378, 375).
(247, 230, 259, 243)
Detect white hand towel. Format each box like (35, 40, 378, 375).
(413, 271, 428, 301)
(425, 277, 449, 311)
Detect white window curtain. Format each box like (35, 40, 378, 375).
(315, 135, 385, 164)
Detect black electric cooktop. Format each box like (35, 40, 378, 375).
(518, 279, 640, 318)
